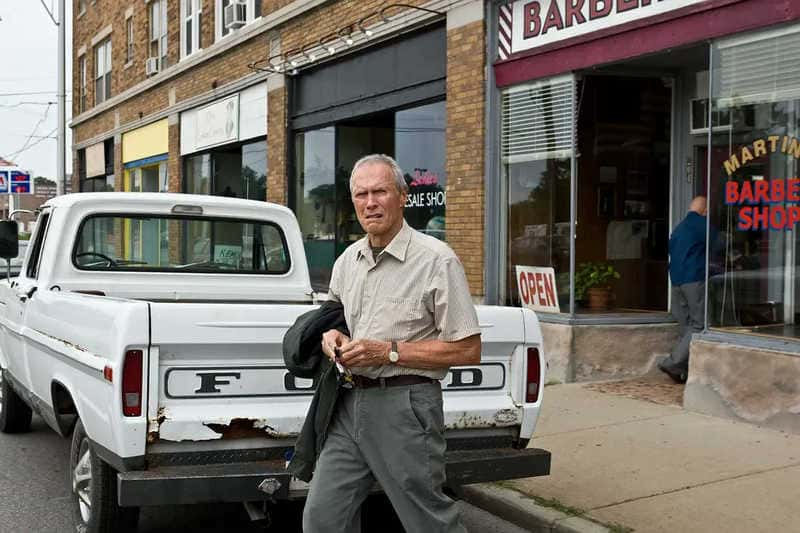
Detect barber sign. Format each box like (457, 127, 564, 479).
(516, 265, 560, 313)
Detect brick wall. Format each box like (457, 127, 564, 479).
(168, 120, 181, 193)
(446, 19, 485, 297)
(267, 85, 287, 204)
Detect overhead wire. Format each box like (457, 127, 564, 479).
(4, 127, 58, 161)
(5, 102, 54, 160)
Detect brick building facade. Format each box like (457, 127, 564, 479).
(71, 0, 488, 297)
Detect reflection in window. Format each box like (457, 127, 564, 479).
(505, 159, 571, 308)
(294, 127, 336, 289)
(183, 140, 267, 200)
(708, 24, 800, 339)
(396, 101, 447, 241)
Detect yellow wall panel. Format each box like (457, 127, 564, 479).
(122, 119, 169, 163)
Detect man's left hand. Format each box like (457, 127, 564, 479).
(338, 339, 390, 367)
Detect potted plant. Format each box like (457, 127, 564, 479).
(575, 262, 621, 311)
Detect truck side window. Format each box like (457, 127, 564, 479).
(26, 213, 51, 280)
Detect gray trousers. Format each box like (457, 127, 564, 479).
(302, 381, 464, 533)
(665, 281, 705, 371)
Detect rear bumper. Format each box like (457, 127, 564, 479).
(117, 447, 551, 507)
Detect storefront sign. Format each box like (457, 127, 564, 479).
(516, 265, 560, 313)
(196, 95, 239, 150)
(501, 0, 708, 58)
(181, 83, 266, 156)
(6, 171, 32, 193)
(724, 135, 800, 230)
(122, 119, 169, 164)
(0, 171, 7, 193)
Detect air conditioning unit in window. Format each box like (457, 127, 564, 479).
(224, 1, 247, 30)
(145, 56, 160, 76)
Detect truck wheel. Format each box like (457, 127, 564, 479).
(70, 418, 139, 533)
(0, 367, 32, 433)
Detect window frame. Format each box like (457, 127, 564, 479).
(181, 0, 203, 59)
(149, 0, 169, 70)
(26, 211, 52, 280)
(94, 38, 112, 106)
(125, 15, 134, 65)
(71, 213, 292, 276)
(78, 54, 87, 113)
(215, 0, 261, 42)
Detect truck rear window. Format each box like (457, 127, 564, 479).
(73, 215, 290, 274)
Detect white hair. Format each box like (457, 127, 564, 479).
(349, 154, 408, 194)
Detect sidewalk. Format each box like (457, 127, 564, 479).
(464, 376, 800, 532)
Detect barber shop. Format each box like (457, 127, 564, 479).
(488, 0, 800, 433)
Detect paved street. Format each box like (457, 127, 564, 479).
(0, 416, 525, 533)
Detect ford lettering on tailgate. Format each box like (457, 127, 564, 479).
(164, 362, 505, 398)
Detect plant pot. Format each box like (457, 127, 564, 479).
(587, 287, 612, 310)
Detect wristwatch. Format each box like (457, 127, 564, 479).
(388, 341, 400, 364)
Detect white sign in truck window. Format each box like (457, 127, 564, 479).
(516, 265, 560, 313)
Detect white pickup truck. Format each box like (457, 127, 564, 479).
(0, 193, 550, 532)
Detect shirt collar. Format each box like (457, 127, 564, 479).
(355, 220, 412, 263)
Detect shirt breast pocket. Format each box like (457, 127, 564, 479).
(378, 296, 424, 338)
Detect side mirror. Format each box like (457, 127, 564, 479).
(0, 221, 19, 260)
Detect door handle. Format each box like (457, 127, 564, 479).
(17, 287, 37, 302)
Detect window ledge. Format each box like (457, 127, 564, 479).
(535, 311, 676, 326)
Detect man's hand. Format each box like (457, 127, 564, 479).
(338, 339, 391, 367)
(321, 329, 351, 362)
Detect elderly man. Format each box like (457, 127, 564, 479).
(660, 196, 709, 383)
(303, 154, 481, 533)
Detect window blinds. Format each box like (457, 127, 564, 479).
(501, 74, 576, 164)
(715, 23, 800, 107)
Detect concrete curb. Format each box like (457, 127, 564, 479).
(460, 484, 611, 533)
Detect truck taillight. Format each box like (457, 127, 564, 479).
(526, 347, 541, 403)
(122, 350, 143, 417)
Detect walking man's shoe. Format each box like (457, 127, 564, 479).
(658, 362, 688, 384)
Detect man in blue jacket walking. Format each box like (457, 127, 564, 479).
(660, 196, 708, 383)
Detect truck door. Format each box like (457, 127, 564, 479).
(1, 210, 51, 390)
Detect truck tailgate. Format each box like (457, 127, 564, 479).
(147, 303, 541, 449)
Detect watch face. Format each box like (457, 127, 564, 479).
(389, 351, 399, 363)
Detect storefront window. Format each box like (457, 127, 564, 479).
(292, 101, 447, 290)
(183, 139, 267, 200)
(396, 101, 447, 240)
(502, 76, 574, 310)
(708, 24, 800, 339)
(294, 127, 336, 289)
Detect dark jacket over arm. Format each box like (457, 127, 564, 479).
(282, 301, 349, 482)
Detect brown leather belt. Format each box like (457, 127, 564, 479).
(350, 374, 439, 389)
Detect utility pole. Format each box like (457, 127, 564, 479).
(57, 0, 66, 196)
(40, 0, 66, 196)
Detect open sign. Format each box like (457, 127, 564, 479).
(516, 265, 560, 313)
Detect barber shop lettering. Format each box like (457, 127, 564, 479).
(523, 0, 668, 39)
(723, 136, 800, 231)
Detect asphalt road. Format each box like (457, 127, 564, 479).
(1, 416, 527, 533)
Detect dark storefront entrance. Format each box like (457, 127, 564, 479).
(289, 24, 447, 289)
(575, 75, 672, 312)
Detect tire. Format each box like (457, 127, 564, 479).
(70, 418, 139, 533)
(0, 367, 33, 433)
